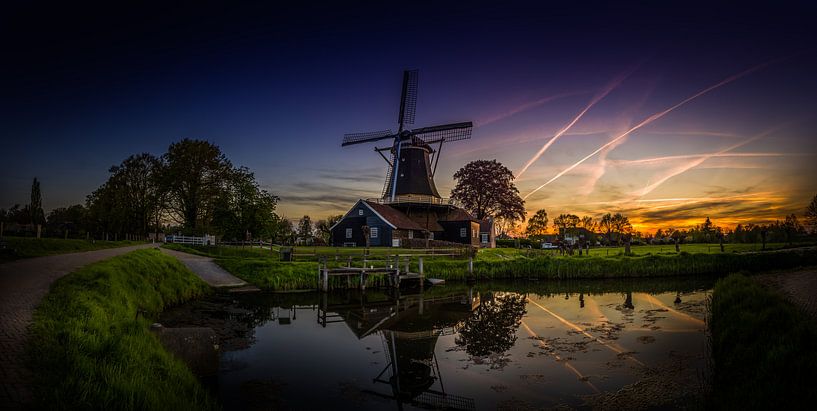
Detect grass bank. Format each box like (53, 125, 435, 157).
(207, 246, 816, 291)
(0, 236, 143, 262)
(709, 273, 817, 408)
(27, 248, 216, 410)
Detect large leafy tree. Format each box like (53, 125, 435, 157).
(160, 139, 234, 234)
(451, 160, 525, 222)
(806, 194, 817, 234)
(211, 167, 280, 241)
(525, 209, 548, 239)
(86, 153, 162, 236)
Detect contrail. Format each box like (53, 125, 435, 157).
(476, 90, 583, 127)
(619, 152, 795, 166)
(522, 59, 778, 200)
(515, 68, 635, 179)
(633, 126, 783, 197)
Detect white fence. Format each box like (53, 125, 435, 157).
(165, 234, 216, 246)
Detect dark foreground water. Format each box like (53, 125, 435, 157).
(161, 277, 714, 410)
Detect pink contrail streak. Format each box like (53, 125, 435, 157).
(476, 91, 583, 128)
(523, 59, 777, 200)
(515, 69, 635, 179)
(634, 126, 784, 197)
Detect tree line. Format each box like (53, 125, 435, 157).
(516, 194, 817, 246)
(1, 139, 295, 242)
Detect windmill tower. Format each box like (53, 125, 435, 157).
(342, 70, 473, 204)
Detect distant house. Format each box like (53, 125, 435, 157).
(558, 227, 596, 245)
(330, 199, 491, 247)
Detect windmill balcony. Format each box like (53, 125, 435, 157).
(367, 195, 460, 207)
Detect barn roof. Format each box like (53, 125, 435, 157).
(363, 201, 426, 231)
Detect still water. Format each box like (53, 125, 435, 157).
(161, 277, 714, 410)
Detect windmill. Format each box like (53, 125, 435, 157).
(342, 70, 473, 203)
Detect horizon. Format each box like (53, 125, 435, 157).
(2, 2, 816, 234)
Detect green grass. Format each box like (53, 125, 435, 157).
(215, 258, 319, 291)
(0, 236, 143, 262)
(424, 247, 817, 280)
(581, 242, 805, 256)
(709, 273, 817, 408)
(209, 246, 817, 291)
(27, 249, 216, 410)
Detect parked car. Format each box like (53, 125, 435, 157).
(541, 242, 558, 249)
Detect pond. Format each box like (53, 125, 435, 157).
(160, 277, 715, 410)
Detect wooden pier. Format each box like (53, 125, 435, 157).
(318, 256, 435, 292)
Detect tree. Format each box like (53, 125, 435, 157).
(315, 215, 343, 245)
(611, 213, 632, 237)
(579, 216, 597, 232)
(46, 204, 87, 238)
(160, 139, 234, 234)
(525, 209, 548, 239)
(783, 214, 803, 245)
(29, 177, 44, 227)
(211, 167, 279, 241)
(451, 160, 525, 223)
(298, 215, 313, 245)
(86, 153, 162, 237)
(552, 214, 580, 234)
(806, 194, 817, 234)
(599, 213, 614, 244)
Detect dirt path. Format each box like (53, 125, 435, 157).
(0, 243, 154, 410)
(160, 248, 248, 288)
(755, 266, 817, 324)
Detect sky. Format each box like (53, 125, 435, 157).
(2, 1, 816, 233)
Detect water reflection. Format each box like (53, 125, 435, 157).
(160, 277, 715, 410)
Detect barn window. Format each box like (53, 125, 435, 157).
(408, 230, 413, 239)
(460, 228, 466, 238)
(358, 209, 364, 216)
(481, 233, 488, 243)
(371, 227, 379, 238)
(346, 228, 352, 238)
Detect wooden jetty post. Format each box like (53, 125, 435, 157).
(320, 259, 329, 292)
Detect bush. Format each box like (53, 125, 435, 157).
(709, 273, 817, 408)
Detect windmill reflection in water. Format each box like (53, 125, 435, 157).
(318, 287, 481, 410)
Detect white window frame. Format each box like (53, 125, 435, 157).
(408, 230, 413, 239)
(460, 227, 467, 238)
(481, 233, 488, 243)
(346, 228, 353, 239)
(370, 227, 379, 238)
(358, 209, 364, 216)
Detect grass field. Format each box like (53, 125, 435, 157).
(709, 273, 817, 408)
(27, 249, 216, 410)
(0, 236, 144, 262)
(161, 243, 817, 291)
